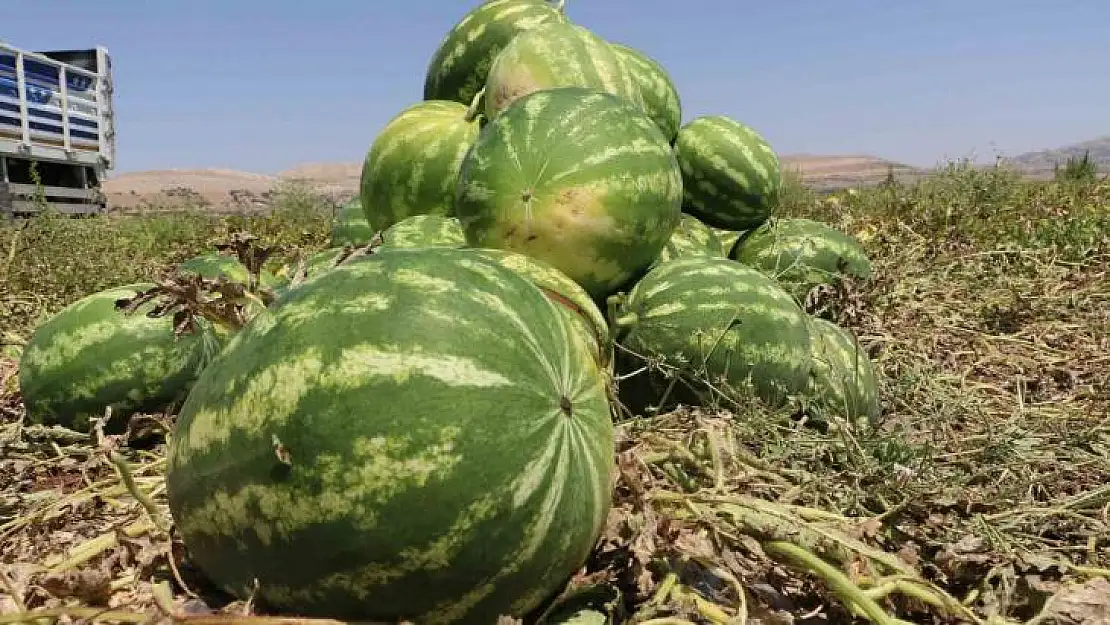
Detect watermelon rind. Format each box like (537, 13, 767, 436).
(359, 100, 481, 232)
(165, 247, 615, 624)
(613, 256, 813, 412)
(18, 283, 221, 433)
(674, 115, 782, 231)
(330, 198, 375, 247)
(655, 214, 725, 265)
(483, 21, 643, 120)
(472, 247, 612, 369)
(730, 217, 874, 303)
(455, 86, 683, 299)
(610, 42, 682, 143)
(423, 0, 566, 107)
(805, 316, 881, 428)
(375, 214, 466, 252)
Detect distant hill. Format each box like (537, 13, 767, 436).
(1002, 136, 1110, 177)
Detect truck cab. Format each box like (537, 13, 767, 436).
(0, 42, 116, 217)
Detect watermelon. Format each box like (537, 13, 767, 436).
(18, 283, 221, 433)
(359, 100, 481, 232)
(330, 198, 375, 247)
(455, 87, 683, 299)
(610, 42, 682, 143)
(730, 217, 873, 303)
(472, 248, 611, 368)
(165, 248, 615, 623)
(656, 215, 725, 265)
(376, 214, 466, 251)
(423, 0, 566, 107)
(805, 317, 881, 428)
(178, 253, 280, 289)
(612, 256, 813, 412)
(713, 227, 745, 257)
(673, 115, 782, 231)
(483, 21, 643, 120)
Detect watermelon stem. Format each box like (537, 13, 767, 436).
(464, 87, 485, 123)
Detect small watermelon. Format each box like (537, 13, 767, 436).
(330, 198, 374, 247)
(674, 115, 782, 231)
(359, 100, 481, 232)
(423, 0, 567, 107)
(730, 217, 873, 303)
(18, 284, 221, 432)
(656, 215, 725, 265)
(612, 256, 813, 412)
(805, 317, 881, 428)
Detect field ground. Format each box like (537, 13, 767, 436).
(1, 162, 1109, 624)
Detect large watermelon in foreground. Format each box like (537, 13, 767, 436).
(612, 256, 813, 412)
(483, 20, 643, 120)
(359, 100, 481, 232)
(455, 87, 683, 299)
(165, 248, 615, 624)
(730, 217, 874, 303)
(674, 115, 782, 231)
(423, 0, 566, 107)
(18, 283, 221, 433)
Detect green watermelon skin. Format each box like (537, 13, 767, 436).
(472, 248, 611, 368)
(376, 214, 466, 251)
(423, 0, 566, 107)
(483, 21, 643, 120)
(806, 317, 880, 427)
(18, 283, 221, 432)
(165, 248, 615, 624)
(656, 215, 725, 265)
(610, 42, 682, 143)
(713, 227, 745, 257)
(730, 217, 873, 303)
(359, 100, 481, 232)
(673, 115, 782, 231)
(178, 253, 281, 289)
(455, 87, 683, 299)
(613, 256, 813, 411)
(330, 198, 375, 247)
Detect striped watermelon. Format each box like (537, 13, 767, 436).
(473, 248, 611, 368)
(806, 317, 881, 428)
(656, 215, 724, 265)
(18, 283, 221, 433)
(330, 198, 374, 247)
(713, 227, 745, 257)
(730, 217, 873, 303)
(610, 42, 682, 143)
(423, 0, 566, 107)
(483, 21, 643, 120)
(455, 87, 683, 299)
(359, 100, 481, 232)
(178, 253, 280, 289)
(612, 256, 813, 412)
(165, 248, 614, 623)
(674, 115, 782, 231)
(376, 214, 466, 251)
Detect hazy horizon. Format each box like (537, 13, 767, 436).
(7, 0, 1108, 175)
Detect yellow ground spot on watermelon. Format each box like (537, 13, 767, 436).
(489, 66, 542, 116)
(178, 426, 465, 548)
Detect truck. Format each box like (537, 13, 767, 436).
(0, 41, 116, 218)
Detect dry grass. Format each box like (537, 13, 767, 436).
(1, 162, 1108, 624)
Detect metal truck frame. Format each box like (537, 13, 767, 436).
(0, 41, 116, 218)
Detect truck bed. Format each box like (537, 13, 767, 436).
(0, 43, 115, 169)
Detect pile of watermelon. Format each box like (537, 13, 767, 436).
(15, 1, 882, 622)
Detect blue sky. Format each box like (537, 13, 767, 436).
(7, 0, 1108, 175)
